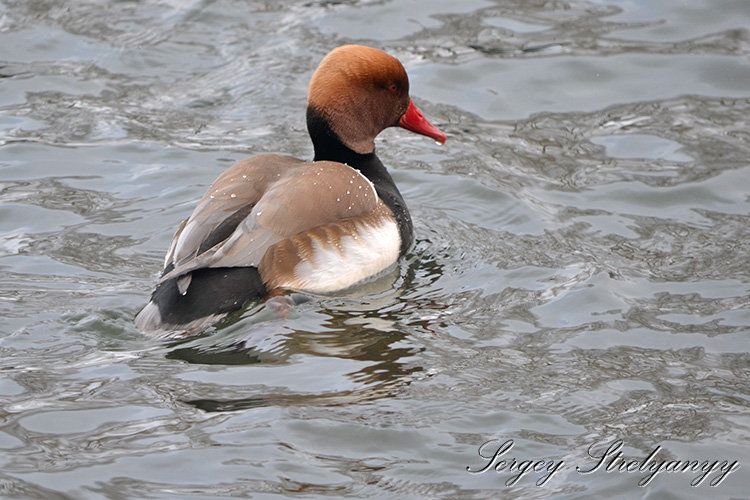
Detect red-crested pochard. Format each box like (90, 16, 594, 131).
(135, 45, 446, 335)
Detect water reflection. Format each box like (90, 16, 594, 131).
(161, 248, 448, 412)
(166, 300, 430, 412)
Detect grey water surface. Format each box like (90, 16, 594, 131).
(1, 0, 749, 498)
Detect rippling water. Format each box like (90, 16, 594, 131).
(1, 0, 748, 498)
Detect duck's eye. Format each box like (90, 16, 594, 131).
(389, 84, 398, 92)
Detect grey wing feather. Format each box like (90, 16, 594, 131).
(164, 154, 303, 269)
(159, 159, 381, 284)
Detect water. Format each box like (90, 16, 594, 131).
(1, 0, 748, 498)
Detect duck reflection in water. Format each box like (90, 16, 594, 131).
(169, 306, 423, 412)
(166, 250, 446, 412)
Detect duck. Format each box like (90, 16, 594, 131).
(135, 45, 446, 335)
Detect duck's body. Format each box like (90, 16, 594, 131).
(135, 45, 445, 335)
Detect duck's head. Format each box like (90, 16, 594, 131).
(307, 45, 447, 155)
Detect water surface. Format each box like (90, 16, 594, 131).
(0, 0, 748, 498)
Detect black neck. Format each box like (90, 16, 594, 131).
(306, 106, 413, 255)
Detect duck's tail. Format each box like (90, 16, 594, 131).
(135, 266, 267, 337)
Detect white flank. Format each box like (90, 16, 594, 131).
(292, 218, 401, 293)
